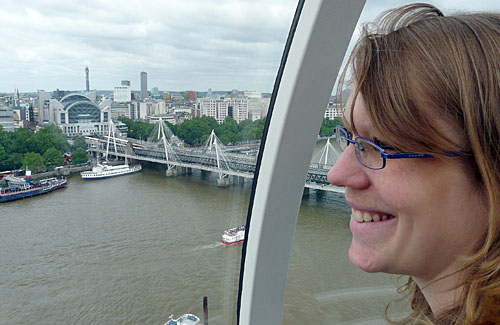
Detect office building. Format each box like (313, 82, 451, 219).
(113, 85, 131, 103)
(228, 98, 249, 123)
(140, 71, 148, 100)
(37, 90, 51, 123)
(110, 102, 132, 119)
(324, 99, 343, 119)
(248, 97, 270, 121)
(196, 97, 249, 124)
(0, 105, 14, 132)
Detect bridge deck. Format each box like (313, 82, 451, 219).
(86, 136, 344, 193)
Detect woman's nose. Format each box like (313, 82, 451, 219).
(327, 144, 370, 189)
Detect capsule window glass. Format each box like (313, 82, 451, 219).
(0, 1, 296, 324)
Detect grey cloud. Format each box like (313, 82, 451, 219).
(1, 0, 498, 93)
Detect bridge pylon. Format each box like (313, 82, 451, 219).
(205, 130, 232, 183)
(310, 138, 341, 169)
(104, 120, 125, 162)
(150, 118, 183, 173)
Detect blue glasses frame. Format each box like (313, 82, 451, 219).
(335, 126, 463, 170)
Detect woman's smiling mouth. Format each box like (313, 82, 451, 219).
(351, 208, 396, 223)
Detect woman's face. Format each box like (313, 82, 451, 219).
(328, 93, 488, 283)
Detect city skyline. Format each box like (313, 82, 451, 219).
(1, 0, 498, 93)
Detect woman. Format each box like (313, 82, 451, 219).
(327, 3, 500, 324)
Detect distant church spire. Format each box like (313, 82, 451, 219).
(85, 66, 90, 92)
(14, 88, 20, 107)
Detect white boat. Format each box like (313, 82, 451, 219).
(164, 314, 200, 325)
(222, 225, 245, 245)
(81, 119, 142, 180)
(81, 162, 142, 180)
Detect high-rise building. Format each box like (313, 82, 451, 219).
(140, 72, 147, 100)
(113, 84, 131, 103)
(228, 98, 249, 123)
(196, 97, 250, 123)
(0, 105, 15, 132)
(85, 66, 90, 92)
(248, 97, 270, 121)
(324, 99, 343, 119)
(121, 80, 130, 86)
(37, 90, 51, 123)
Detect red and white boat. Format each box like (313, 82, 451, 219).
(222, 225, 245, 245)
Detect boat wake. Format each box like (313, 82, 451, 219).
(194, 242, 223, 251)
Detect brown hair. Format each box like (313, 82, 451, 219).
(337, 3, 500, 324)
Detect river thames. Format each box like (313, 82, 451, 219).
(0, 164, 405, 324)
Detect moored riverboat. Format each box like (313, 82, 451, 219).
(0, 171, 67, 203)
(80, 162, 142, 180)
(222, 225, 245, 245)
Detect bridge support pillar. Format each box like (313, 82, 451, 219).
(166, 167, 178, 177)
(303, 187, 310, 197)
(217, 178, 230, 188)
(186, 167, 192, 175)
(316, 189, 325, 199)
(233, 175, 242, 184)
(180, 167, 187, 175)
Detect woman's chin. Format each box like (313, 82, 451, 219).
(348, 240, 385, 273)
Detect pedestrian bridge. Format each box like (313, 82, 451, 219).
(85, 120, 344, 193)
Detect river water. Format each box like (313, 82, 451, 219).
(0, 159, 405, 324)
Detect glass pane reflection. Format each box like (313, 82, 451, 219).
(0, 1, 296, 324)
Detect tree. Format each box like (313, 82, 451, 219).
(43, 147, 64, 168)
(36, 124, 69, 152)
(176, 118, 211, 146)
(200, 116, 218, 131)
(1, 153, 23, 171)
(22, 152, 44, 173)
(164, 120, 178, 135)
(0, 145, 5, 165)
(71, 148, 89, 165)
(319, 117, 342, 137)
(216, 116, 239, 145)
(11, 128, 35, 154)
(0, 125, 12, 154)
(251, 119, 266, 140)
(238, 119, 254, 142)
(71, 136, 87, 151)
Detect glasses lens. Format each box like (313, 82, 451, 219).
(355, 138, 384, 169)
(336, 126, 348, 151)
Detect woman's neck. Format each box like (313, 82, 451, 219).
(414, 267, 466, 316)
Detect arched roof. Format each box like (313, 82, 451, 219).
(65, 101, 102, 123)
(60, 93, 92, 107)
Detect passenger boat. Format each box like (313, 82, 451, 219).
(163, 313, 200, 325)
(81, 119, 143, 180)
(0, 171, 67, 203)
(80, 162, 142, 180)
(222, 225, 245, 245)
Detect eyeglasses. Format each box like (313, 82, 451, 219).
(335, 126, 463, 170)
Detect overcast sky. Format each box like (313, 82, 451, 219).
(1, 0, 498, 93)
